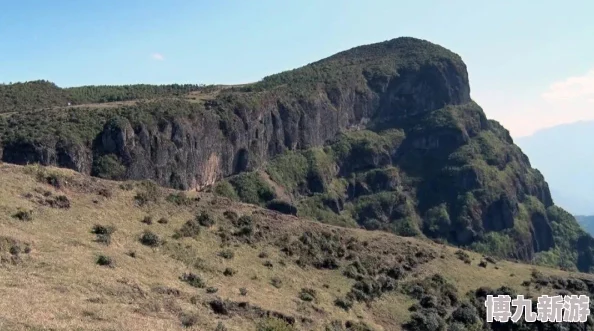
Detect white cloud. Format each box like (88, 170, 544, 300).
(151, 53, 165, 61)
(475, 68, 594, 138)
(541, 69, 594, 101)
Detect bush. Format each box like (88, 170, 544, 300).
(166, 192, 193, 206)
(197, 211, 216, 227)
(299, 288, 317, 302)
(157, 217, 169, 224)
(174, 219, 201, 238)
(134, 181, 160, 206)
(450, 303, 478, 325)
(219, 249, 234, 259)
(50, 195, 71, 209)
(228, 172, 276, 205)
(335, 297, 353, 311)
(12, 209, 32, 221)
(180, 272, 205, 288)
(139, 230, 161, 247)
(92, 154, 126, 180)
(215, 322, 228, 331)
(223, 210, 239, 222)
(403, 312, 446, 331)
(223, 268, 236, 277)
(96, 255, 114, 267)
(256, 317, 296, 331)
(97, 187, 112, 198)
(119, 182, 134, 190)
(454, 250, 471, 264)
(141, 215, 153, 225)
(345, 321, 375, 331)
(91, 225, 115, 245)
(206, 287, 219, 294)
(239, 287, 248, 296)
(92, 224, 115, 245)
(180, 313, 198, 328)
(213, 181, 239, 201)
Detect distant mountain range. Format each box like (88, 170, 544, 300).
(576, 215, 594, 236)
(515, 121, 594, 215)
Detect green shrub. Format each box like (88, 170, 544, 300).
(454, 250, 471, 264)
(92, 154, 126, 180)
(228, 172, 276, 205)
(134, 180, 160, 206)
(12, 209, 32, 221)
(141, 215, 153, 225)
(219, 249, 234, 259)
(223, 268, 236, 277)
(299, 288, 317, 302)
(119, 182, 134, 190)
(334, 297, 353, 311)
(166, 192, 194, 206)
(180, 272, 205, 288)
(174, 219, 201, 238)
(92, 224, 115, 235)
(96, 255, 114, 267)
(180, 313, 198, 328)
(197, 211, 216, 227)
(256, 317, 296, 331)
(213, 181, 239, 200)
(223, 210, 239, 222)
(139, 230, 161, 247)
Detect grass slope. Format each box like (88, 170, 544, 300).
(1, 163, 593, 331)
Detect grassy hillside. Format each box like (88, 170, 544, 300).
(1, 163, 593, 331)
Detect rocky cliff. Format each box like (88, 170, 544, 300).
(1, 37, 592, 272)
(0, 38, 469, 190)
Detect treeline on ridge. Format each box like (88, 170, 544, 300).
(0, 80, 211, 113)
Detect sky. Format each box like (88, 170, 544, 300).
(1, 0, 593, 137)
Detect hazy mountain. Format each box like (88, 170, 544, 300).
(577, 215, 594, 236)
(515, 121, 594, 215)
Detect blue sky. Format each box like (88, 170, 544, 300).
(1, 0, 593, 137)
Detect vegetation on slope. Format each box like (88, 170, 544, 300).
(0, 80, 209, 113)
(2, 163, 594, 331)
(214, 101, 594, 273)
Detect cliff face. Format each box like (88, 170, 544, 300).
(1, 38, 471, 191)
(0, 37, 591, 272)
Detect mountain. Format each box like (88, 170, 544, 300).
(577, 215, 594, 236)
(2, 37, 594, 329)
(515, 121, 594, 215)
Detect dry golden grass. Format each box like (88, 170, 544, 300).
(0, 163, 590, 331)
